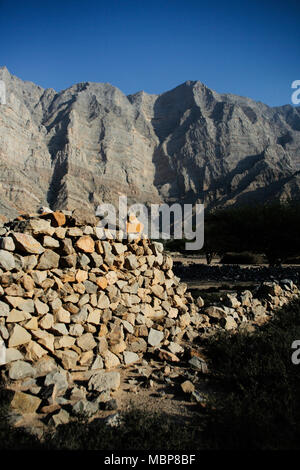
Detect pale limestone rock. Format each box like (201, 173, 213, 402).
(88, 371, 120, 392)
(8, 324, 32, 348)
(102, 350, 120, 369)
(148, 328, 164, 346)
(9, 360, 36, 380)
(76, 333, 97, 352)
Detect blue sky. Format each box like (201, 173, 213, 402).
(0, 0, 299, 106)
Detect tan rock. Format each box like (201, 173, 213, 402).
(68, 227, 83, 237)
(69, 324, 84, 337)
(3, 348, 24, 364)
(76, 269, 88, 283)
(45, 211, 66, 227)
(150, 284, 165, 299)
(79, 350, 94, 366)
(12, 232, 44, 254)
(11, 391, 41, 414)
(168, 307, 179, 318)
(102, 350, 120, 369)
(196, 296, 204, 308)
(39, 313, 54, 329)
(95, 240, 104, 254)
(205, 306, 226, 319)
(97, 292, 110, 309)
(106, 271, 118, 285)
(43, 235, 60, 248)
(110, 339, 127, 354)
(96, 276, 108, 289)
(73, 283, 86, 294)
(51, 323, 69, 335)
(37, 249, 60, 270)
(26, 341, 48, 361)
(22, 274, 35, 292)
(34, 299, 49, 315)
(221, 316, 238, 330)
(158, 349, 180, 362)
(6, 309, 30, 323)
(32, 330, 55, 353)
(173, 294, 186, 308)
(55, 226, 67, 239)
(60, 350, 79, 369)
(179, 312, 191, 328)
(123, 351, 139, 365)
(61, 271, 76, 283)
(54, 335, 76, 349)
(98, 324, 108, 337)
(8, 324, 32, 348)
(6, 296, 34, 312)
(87, 309, 101, 325)
(55, 307, 70, 323)
(76, 236, 95, 253)
(76, 333, 97, 352)
(181, 380, 195, 394)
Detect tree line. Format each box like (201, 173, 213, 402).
(165, 201, 300, 266)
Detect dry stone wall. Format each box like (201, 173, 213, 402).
(199, 280, 300, 333)
(0, 210, 203, 427)
(0, 209, 299, 431)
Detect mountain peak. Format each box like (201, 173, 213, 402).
(0, 71, 299, 218)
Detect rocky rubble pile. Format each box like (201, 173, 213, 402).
(0, 210, 202, 430)
(200, 279, 300, 332)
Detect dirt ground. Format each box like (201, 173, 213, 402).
(113, 355, 212, 426)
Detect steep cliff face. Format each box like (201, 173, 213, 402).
(0, 66, 299, 218)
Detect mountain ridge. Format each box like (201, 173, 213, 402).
(0, 66, 300, 219)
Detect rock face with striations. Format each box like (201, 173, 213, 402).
(0, 65, 300, 219)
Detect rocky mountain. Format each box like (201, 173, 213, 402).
(0, 65, 300, 219)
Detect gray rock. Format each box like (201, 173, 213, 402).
(9, 360, 36, 380)
(168, 341, 184, 354)
(44, 370, 69, 395)
(37, 250, 60, 270)
(83, 280, 98, 294)
(0, 300, 10, 317)
(188, 356, 208, 374)
(70, 386, 87, 402)
(124, 254, 139, 270)
(73, 399, 99, 417)
(91, 356, 104, 370)
(0, 249, 15, 270)
(123, 351, 139, 365)
(0, 237, 15, 251)
(147, 328, 164, 347)
(78, 254, 90, 267)
(34, 357, 58, 377)
(104, 413, 123, 428)
(43, 236, 60, 248)
(4, 348, 24, 364)
(88, 371, 121, 392)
